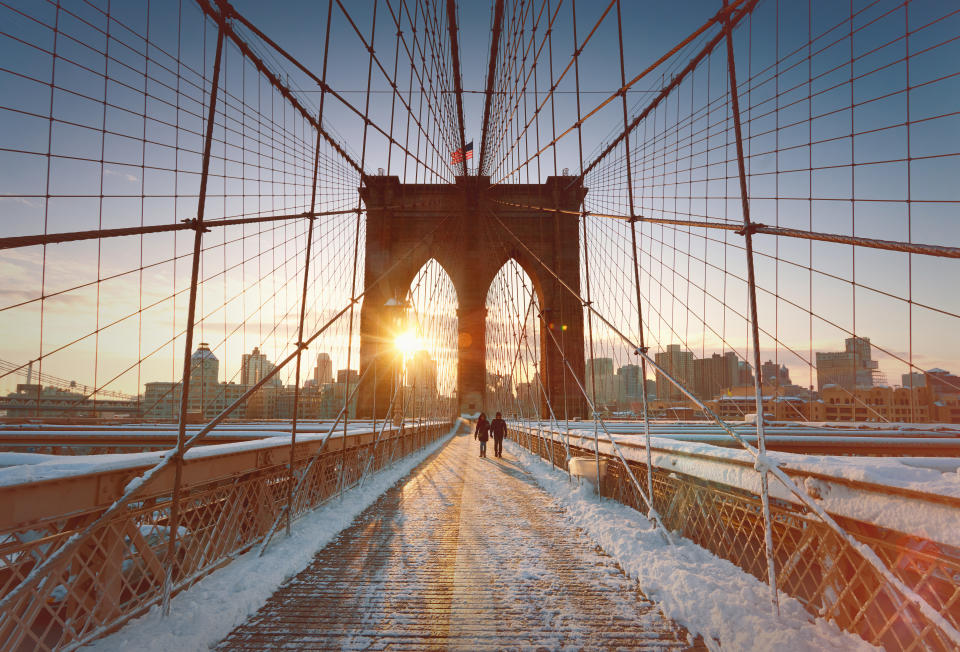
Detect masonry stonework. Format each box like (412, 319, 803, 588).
(358, 175, 587, 418)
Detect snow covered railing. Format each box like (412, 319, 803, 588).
(0, 419, 452, 651)
(5, 422, 958, 457)
(529, 420, 960, 456)
(509, 423, 960, 651)
(0, 420, 398, 456)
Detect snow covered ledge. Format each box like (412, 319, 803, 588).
(515, 426, 960, 546)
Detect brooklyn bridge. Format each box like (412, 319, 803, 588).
(0, 0, 958, 649)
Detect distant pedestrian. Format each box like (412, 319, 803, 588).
(490, 412, 507, 458)
(475, 413, 490, 458)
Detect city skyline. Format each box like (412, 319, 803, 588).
(1, 4, 957, 650)
(0, 0, 957, 417)
(3, 332, 958, 400)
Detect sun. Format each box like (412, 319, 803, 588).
(394, 330, 419, 355)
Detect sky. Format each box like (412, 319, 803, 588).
(0, 0, 957, 403)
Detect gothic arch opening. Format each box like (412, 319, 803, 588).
(359, 176, 587, 418)
(485, 259, 544, 418)
(401, 259, 458, 418)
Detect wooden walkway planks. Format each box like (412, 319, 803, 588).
(217, 433, 702, 650)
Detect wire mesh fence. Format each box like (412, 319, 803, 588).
(510, 424, 960, 651)
(0, 420, 450, 651)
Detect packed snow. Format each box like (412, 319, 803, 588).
(0, 428, 404, 487)
(505, 438, 878, 651)
(521, 427, 960, 544)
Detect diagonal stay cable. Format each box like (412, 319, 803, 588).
(0, 213, 453, 614)
(487, 210, 960, 646)
(478, 0, 505, 175)
(195, 0, 365, 177)
(445, 0, 468, 175)
(563, 0, 755, 188)
(490, 200, 960, 259)
(0, 197, 446, 251)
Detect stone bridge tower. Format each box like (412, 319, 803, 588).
(357, 175, 586, 418)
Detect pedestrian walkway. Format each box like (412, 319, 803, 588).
(217, 432, 702, 650)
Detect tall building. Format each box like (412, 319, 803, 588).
(645, 378, 657, 399)
(816, 336, 878, 391)
(409, 350, 438, 408)
(318, 379, 356, 418)
(616, 364, 643, 408)
(144, 344, 248, 420)
(691, 352, 740, 399)
(337, 368, 360, 385)
(585, 357, 617, 408)
(760, 359, 791, 388)
(241, 347, 282, 387)
(188, 343, 220, 417)
(143, 381, 180, 419)
(925, 368, 960, 397)
(314, 352, 333, 385)
(655, 345, 694, 400)
(190, 343, 219, 387)
(902, 371, 926, 389)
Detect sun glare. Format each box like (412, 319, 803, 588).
(394, 330, 419, 355)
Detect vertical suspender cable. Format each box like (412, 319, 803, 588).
(570, 0, 602, 496)
(342, 0, 378, 498)
(287, 0, 334, 536)
(721, 0, 780, 616)
(615, 0, 657, 520)
(163, 20, 224, 617)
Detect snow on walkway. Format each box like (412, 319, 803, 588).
(88, 427, 458, 652)
(505, 437, 878, 651)
(216, 432, 701, 650)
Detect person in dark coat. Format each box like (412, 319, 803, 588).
(490, 412, 507, 458)
(475, 413, 490, 457)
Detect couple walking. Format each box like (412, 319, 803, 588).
(474, 412, 506, 458)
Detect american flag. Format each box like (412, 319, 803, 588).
(451, 141, 473, 165)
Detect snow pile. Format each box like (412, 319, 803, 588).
(0, 430, 390, 488)
(87, 422, 460, 652)
(0, 452, 65, 468)
(0, 450, 168, 486)
(565, 430, 960, 500)
(506, 439, 878, 652)
(537, 429, 960, 543)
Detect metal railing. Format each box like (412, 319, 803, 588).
(0, 420, 451, 651)
(510, 424, 960, 651)
(0, 421, 403, 456)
